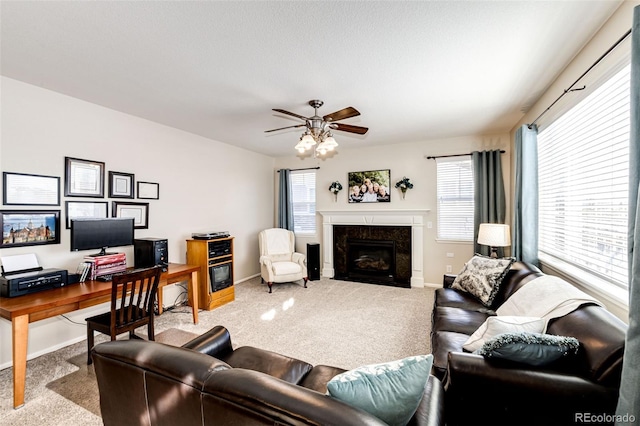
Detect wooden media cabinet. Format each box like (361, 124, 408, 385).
(186, 236, 235, 310)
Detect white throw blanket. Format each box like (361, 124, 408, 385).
(496, 275, 604, 331)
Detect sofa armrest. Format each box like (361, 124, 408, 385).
(443, 274, 456, 288)
(444, 352, 619, 425)
(181, 325, 234, 359)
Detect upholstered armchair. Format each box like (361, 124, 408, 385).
(259, 228, 308, 293)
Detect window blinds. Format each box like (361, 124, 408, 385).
(538, 63, 630, 288)
(436, 156, 474, 241)
(290, 171, 316, 234)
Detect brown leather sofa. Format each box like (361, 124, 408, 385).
(431, 261, 628, 425)
(92, 325, 445, 426)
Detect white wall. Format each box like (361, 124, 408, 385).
(274, 133, 511, 286)
(0, 77, 275, 368)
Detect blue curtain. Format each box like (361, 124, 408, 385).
(617, 5, 640, 421)
(277, 169, 294, 231)
(472, 150, 506, 256)
(513, 124, 539, 265)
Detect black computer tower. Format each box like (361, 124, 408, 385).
(307, 243, 321, 281)
(134, 238, 169, 271)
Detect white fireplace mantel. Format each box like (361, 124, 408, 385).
(318, 210, 430, 287)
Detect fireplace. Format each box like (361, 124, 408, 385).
(333, 225, 411, 288)
(318, 210, 428, 287)
(347, 239, 396, 283)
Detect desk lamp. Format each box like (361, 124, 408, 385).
(477, 223, 511, 258)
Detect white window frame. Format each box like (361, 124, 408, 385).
(436, 156, 474, 243)
(537, 62, 630, 303)
(290, 170, 316, 235)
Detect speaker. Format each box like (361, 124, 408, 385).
(307, 243, 320, 281)
(134, 238, 169, 271)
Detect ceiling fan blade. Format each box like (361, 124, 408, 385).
(273, 109, 309, 121)
(265, 124, 306, 133)
(323, 106, 360, 122)
(332, 123, 369, 135)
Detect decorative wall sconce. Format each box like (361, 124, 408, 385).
(329, 181, 343, 202)
(395, 176, 414, 199)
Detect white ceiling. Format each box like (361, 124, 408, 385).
(0, 1, 622, 157)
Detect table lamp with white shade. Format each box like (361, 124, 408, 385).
(477, 223, 511, 258)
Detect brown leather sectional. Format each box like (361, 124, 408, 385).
(92, 325, 445, 426)
(431, 261, 628, 425)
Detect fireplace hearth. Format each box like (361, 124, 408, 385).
(333, 225, 411, 288)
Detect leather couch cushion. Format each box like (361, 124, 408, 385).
(434, 288, 495, 314)
(221, 345, 313, 384)
(431, 331, 470, 379)
(299, 365, 346, 393)
(432, 306, 491, 335)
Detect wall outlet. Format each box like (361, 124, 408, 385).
(427, 221, 433, 229)
(446, 265, 452, 273)
(446, 252, 454, 258)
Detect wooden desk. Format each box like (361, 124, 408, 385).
(0, 262, 199, 408)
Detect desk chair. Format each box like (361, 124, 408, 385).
(86, 266, 163, 364)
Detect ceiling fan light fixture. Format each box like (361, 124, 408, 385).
(301, 133, 316, 148)
(323, 134, 338, 151)
(294, 139, 307, 153)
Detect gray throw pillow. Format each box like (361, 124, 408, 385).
(451, 255, 515, 307)
(475, 332, 579, 366)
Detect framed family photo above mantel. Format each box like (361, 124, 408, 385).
(348, 169, 391, 203)
(0, 210, 61, 248)
(113, 201, 149, 229)
(3, 172, 60, 206)
(64, 157, 105, 198)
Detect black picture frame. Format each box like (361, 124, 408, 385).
(64, 157, 105, 198)
(108, 171, 135, 198)
(65, 201, 109, 229)
(3, 172, 60, 206)
(112, 201, 149, 229)
(137, 181, 159, 200)
(0, 210, 61, 248)
(347, 169, 391, 203)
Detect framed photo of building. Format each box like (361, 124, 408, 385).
(64, 157, 105, 198)
(112, 201, 149, 229)
(347, 169, 391, 203)
(0, 210, 61, 248)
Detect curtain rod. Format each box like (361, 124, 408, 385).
(277, 167, 320, 172)
(425, 150, 505, 160)
(528, 28, 632, 129)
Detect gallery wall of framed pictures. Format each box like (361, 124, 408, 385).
(0, 156, 160, 248)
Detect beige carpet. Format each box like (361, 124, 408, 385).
(0, 276, 434, 426)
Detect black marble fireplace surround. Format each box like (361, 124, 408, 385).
(333, 225, 411, 288)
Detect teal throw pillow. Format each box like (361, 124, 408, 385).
(475, 332, 579, 366)
(326, 354, 433, 426)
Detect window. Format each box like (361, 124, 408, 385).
(538, 63, 630, 289)
(290, 170, 316, 234)
(437, 156, 474, 241)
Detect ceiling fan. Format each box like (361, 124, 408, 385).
(265, 99, 368, 155)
